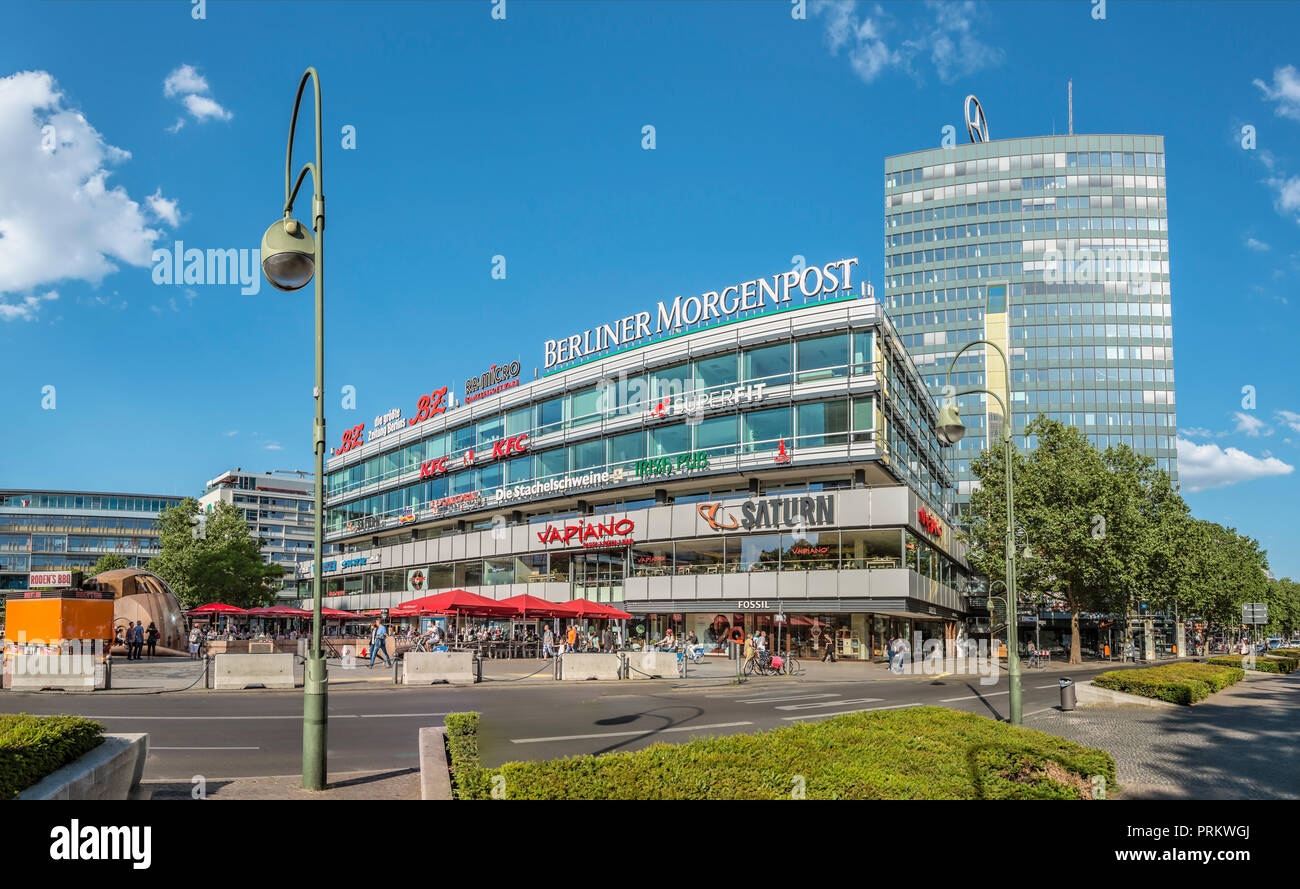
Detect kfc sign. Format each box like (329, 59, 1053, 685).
(420, 434, 528, 479)
(537, 516, 635, 549)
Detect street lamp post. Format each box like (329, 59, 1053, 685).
(934, 339, 1023, 725)
(259, 67, 328, 790)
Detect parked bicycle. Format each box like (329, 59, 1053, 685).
(743, 649, 787, 676)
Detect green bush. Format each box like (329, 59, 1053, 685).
(1207, 655, 1298, 674)
(1093, 662, 1244, 704)
(1268, 648, 1300, 659)
(442, 706, 1116, 800)
(0, 714, 104, 799)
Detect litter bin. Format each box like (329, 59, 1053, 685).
(1059, 677, 1076, 711)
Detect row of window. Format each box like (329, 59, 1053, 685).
(327, 332, 877, 499)
(0, 515, 163, 534)
(0, 495, 178, 513)
(1012, 366, 1173, 384)
(887, 151, 1165, 189)
(889, 175, 1166, 209)
(3, 534, 161, 554)
(319, 530, 962, 595)
(888, 281, 1173, 310)
(327, 397, 880, 532)
(1011, 323, 1173, 341)
(889, 241, 1169, 270)
(889, 264, 1171, 293)
(887, 200, 1170, 231)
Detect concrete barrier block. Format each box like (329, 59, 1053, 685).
(7, 653, 97, 691)
(18, 733, 149, 800)
(559, 653, 622, 680)
(212, 653, 296, 689)
(403, 651, 476, 685)
(627, 650, 679, 679)
(418, 727, 452, 800)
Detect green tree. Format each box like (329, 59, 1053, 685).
(148, 498, 283, 610)
(88, 553, 128, 577)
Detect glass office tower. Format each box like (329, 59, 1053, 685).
(884, 134, 1176, 511)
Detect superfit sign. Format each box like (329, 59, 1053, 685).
(537, 516, 636, 549)
(544, 258, 859, 370)
(466, 361, 521, 403)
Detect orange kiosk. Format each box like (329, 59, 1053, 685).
(3, 579, 114, 689)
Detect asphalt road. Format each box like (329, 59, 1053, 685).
(0, 663, 1124, 781)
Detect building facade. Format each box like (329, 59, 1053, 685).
(884, 132, 1176, 509)
(298, 265, 972, 660)
(198, 470, 324, 597)
(0, 490, 183, 591)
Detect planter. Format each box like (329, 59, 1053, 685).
(16, 733, 149, 800)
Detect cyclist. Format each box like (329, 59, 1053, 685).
(685, 630, 703, 663)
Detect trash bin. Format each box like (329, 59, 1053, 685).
(1059, 677, 1076, 711)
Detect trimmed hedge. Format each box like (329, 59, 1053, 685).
(443, 707, 1116, 800)
(0, 713, 104, 799)
(1093, 663, 1244, 705)
(1268, 648, 1300, 659)
(1207, 655, 1298, 675)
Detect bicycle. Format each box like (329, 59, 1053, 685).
(743, 650, 783, 676)
(780, 651, 801, 675)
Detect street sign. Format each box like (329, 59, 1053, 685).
(1242, 603, 1268, 625)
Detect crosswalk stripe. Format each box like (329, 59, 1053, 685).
(940, 690, 1009, 702)
(737, 693, 841, 704)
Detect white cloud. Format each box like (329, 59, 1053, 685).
(1276, 410, 1300, 434)
(1245, 237, 1271, 251)
(182, 94, 232, 122)
(0, 289, 57, 321)
(146, 187, 181, 226)
(1233, 411, 1272, 436)
(163, 64, 232, 127)
(0, 71, 161, 318)
(163, 64, 209, 98)
(1177, 438, 1294, 492)
(813, 0, 1002, 85)
(224, 430, 239, 437)
(1254, 64, 1300, 122)
(1179, 426, 1217, 438)
(264, 441, 283, 451)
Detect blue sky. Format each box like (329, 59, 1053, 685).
(1, 0, 1297, 577)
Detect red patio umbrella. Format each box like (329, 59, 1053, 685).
(495, 594, 580, 619)
(187, 603, 248, 614)
(320, 607, 357, 619)
(564, 598, 627, 619)
(397, 589, 515, 617)
(246, 606, 313, 617)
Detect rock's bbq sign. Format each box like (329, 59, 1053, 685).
(916, 507, 943, 537)
(466, 361, 521, 403)
(536, 517, 636, 548)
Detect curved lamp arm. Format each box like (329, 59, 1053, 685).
(284, 68, 323, 227)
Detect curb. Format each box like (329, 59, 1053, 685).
(418, 726, 452, 800)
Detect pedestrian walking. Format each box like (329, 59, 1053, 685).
(601, 625, 615, 653)
(129, 621, 144, 660)
(146, 622, 159, 659)
(188, 626, 201, 660)
(821, 632, 836, 663)
(369, 619, 392, 668)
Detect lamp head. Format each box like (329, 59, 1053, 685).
(261, 217, 315, 291)
(936, 403, 966, 446)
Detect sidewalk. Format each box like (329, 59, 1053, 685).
(1027, 671, 1300, 799)
(143, 768, 419, 800)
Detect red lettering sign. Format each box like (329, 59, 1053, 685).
(420, 457, 450, 478)
(333, 423, 366, 456)
(917, 508, 943, 537)
(490, 434, 529, 459)
(408, 386, 449, 426)
(536, 517, 635, 548)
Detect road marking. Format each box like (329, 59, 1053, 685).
(940, 690, 1009, 702)
(75, 712, 449, 721)
(737, 693, 841, 704)
(1023, 707, 1057, 719)
(782, 702, 922, 721)
(152, 746, 259, 751)
(511, 721, 753, 744)
(1035, 684, 1060, 689)
(776, 697, 881, 711)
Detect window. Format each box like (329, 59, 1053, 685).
(570, 438, 605, 472)
(780, 531, 839, 570)
(852, 331, 874, 374)
(476, 415, 503, 447)
(536, 448, 567, 481)
(650, 422, 691, 457)
(631, 543, 673, 577)
(841, 529, 902, 569)
(743, 343, 792, 387)
(796, 334, 848, 382)
(568, 386, 602, 429)
(504, 406, 531, 437)
(609, 430, 646, 468)
(674, 538, 726, 575)
(695, 414, 738, 456)
(650, 363, 690, 401)
(729, 534, 782, 572)
(796, 399, 849, 447)
(743, 407, 792, 453)
(851, 395, 876, 442)
(694, 352, 738, 392)
(538, 397, 564, 436)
